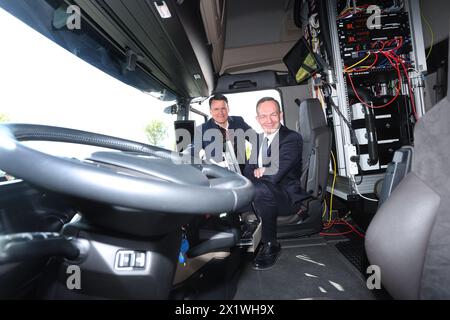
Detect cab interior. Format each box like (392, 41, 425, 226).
(0, 0, 449, 300)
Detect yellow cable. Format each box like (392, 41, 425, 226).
(316, 87, 325, 107)
(329, 151, 337, 225)
(420, 2, 434, 60)
(344, 52, 371, 72)
(338, 7, 352, 17)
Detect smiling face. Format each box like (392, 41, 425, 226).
(256, 100, 283, 134)
(210, 99, 229, 126)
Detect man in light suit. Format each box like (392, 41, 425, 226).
(244, 97, 308, 270)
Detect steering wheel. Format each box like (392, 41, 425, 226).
(0, 124, 254, 215)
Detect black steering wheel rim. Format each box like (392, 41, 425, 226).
(0, 124, 254, 214)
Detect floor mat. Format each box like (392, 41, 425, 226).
(234, 242, 377, 300)
(335, 240, 368, 275)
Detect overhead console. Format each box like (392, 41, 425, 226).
(199, 0, 303, 75)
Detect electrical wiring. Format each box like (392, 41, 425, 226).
(322, 199, 327, 218)
(323, 86, 353, 130)
(399, 59, 419, 121)
(320, 220, 365, 238)
(420, 2, 434, 59)
(322, 85, 362, 161)
(346, 47, 404, 109)
(329, 150, 337, 225)
(345, 38, 403, 74)
(341, 219, 365, 238)
(383, 48, 419, 120)
(344, 52, 372, 72)
(351, 175, 378, 202)
(337, 4, 371, 19)
(347, 71, 401, 109)
(347, 52, 379, 73)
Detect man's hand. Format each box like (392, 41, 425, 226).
(253, 167, 266, 179)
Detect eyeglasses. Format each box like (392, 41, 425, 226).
(256, 113, 280, 121)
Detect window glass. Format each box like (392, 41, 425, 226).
(0, 7, 177, 163)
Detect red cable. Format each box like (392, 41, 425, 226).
(320, 230, 354, 236)
(399, 60, 419, 121)
(341, 219, 365, 238)
(347, 71, 400, 109)
(384, 50, 419, 121)
(347, 47, 404, 109)
(320, 220, 365, 238)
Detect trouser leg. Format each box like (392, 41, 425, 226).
(252, 182, 293, 243)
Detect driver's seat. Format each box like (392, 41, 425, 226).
(365, 93, 450, 299)
(277, 98, 331, 238)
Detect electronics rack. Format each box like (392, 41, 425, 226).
(305, 0, 427, 200)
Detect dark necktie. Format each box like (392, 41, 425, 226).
(219, 126, 227, 152)
(219, 126, 228, 142)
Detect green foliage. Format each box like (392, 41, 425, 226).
(0, 113, 10, 123)
(145, 120, 167, 146)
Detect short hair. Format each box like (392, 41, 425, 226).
(256, 97, 281, 113)
(209, 94, 228, 108)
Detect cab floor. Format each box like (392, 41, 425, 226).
(234, 236, 379, 300)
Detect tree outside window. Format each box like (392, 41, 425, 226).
(145, 119, 168, 147)
(0, 113, 10, 123)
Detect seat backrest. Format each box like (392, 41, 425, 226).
(365, 94, 450, 299)
(298, 98, 331, 200)
(377, 145, 413, 207)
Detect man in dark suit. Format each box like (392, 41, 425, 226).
(195, 94, 254, 172)
(244, 97, 307, 270)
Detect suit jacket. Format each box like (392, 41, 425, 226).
(244, 125, 308, 207)
(194, 116, 254, 162)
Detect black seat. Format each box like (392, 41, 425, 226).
(365, 83, 450, 298)
(277, 98, 331, 238)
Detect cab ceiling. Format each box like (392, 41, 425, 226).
(73, 0, 214, 99)
(201, 0, 303, 75)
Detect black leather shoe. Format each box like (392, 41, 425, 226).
(252, 242, 281, 270)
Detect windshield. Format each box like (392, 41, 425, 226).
(0, 6, 177, 160)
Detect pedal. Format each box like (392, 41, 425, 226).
(236, 221, 261, 252)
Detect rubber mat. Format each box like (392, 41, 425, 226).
(335, 240, 368, 275)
